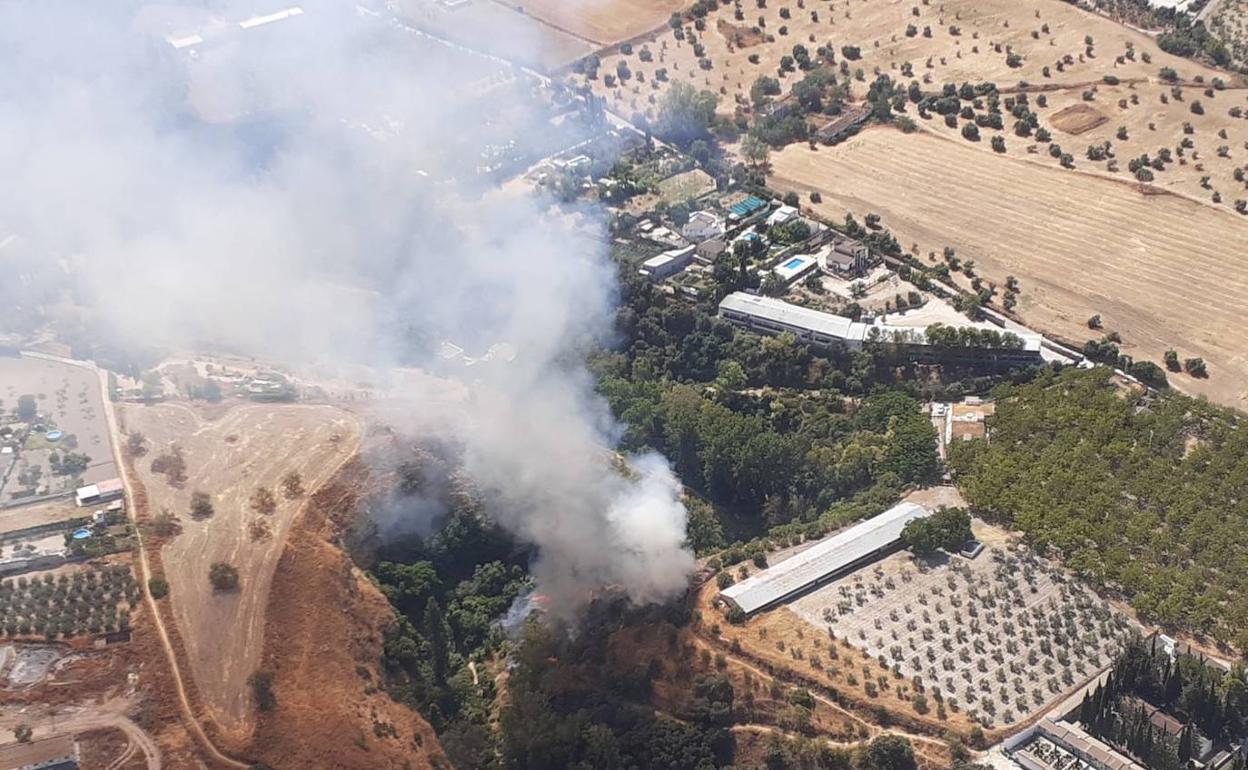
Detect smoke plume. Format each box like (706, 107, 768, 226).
(0, 0, 694, 614)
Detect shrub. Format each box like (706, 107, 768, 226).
(250, 671, 277, 711)
(209, 562, 240, 592)
(190, 491, 214, 520)
(148, 576, 170, 599)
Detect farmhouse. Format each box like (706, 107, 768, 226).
(717, 292, 1043, 366)
(75, 478, 124, 507)
(816, 234, 871, 277)
(695, 238, 727, 263)
(720, 502, 930, 616)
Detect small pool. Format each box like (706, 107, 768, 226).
(72, 528, 92, 540)
(45, 430, 63, 441)
(782, 257, 806, 270)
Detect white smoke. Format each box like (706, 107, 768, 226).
(0, 0, 694, 613)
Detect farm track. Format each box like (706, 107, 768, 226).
(92, 364, 252, 770)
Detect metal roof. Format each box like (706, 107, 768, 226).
(718, 293, 1044, 352)
(720, 502, 929, 615)
(719, 292, 863, 341)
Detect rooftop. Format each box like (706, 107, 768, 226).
(721, 502, 929, 615)
(719, 293, 1044, 352)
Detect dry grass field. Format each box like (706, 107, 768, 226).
(576, 0, 1248, 204)
(769, 128, 1248, 407)
(395, 0, 594, 71)
(576, 0, 1231, 116)
(917, 78, 1248, 208)
(494, 0, 687, 46)
(120, 401, 360, 738)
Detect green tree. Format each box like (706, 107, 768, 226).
(16, 395, 37, 422)
(250, 671, 277, 711)
(865, 734, 918, 770)
(148, 576, 170, 599)
(742, 134, 771, 167)
(424, 598, 452, 685)
(655, 82, 719, 146)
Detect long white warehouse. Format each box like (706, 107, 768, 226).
(720, 502, 930, 615)
(717, 292, 1043, 364)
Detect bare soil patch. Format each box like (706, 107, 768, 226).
(119, 401, 360, 740)
(1050, 103, 1109, 134)
(248, 458, 447, 770)
(769, 129, 1248, 409)
(717, 18, 766, 49)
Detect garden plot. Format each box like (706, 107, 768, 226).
(790, 541, 1134, 728)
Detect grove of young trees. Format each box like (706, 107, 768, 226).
(950, 368, 1248, 654)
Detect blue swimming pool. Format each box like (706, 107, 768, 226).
(783, 257, 805, 270)
(72, 528, 91, 540)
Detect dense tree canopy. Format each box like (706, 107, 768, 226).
(950, 368, 1248, 653)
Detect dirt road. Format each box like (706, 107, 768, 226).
(0, 700, 161, 770)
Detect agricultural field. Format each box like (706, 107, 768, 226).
(768, 128, 1248, 409)
(0, 564, 139, 641)
(913, 75, 1248, 211)
(573, 0, 1231, 118)
(493, 0, 686, 47)
(394, 0, 594, 71)
(574, 0, 1248, 206)
(788, 535, 1133, 729)
(120, 401, 360, 737)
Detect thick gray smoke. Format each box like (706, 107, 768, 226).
(0, 0, 693, 613)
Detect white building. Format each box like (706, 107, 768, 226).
(639, 245, 696, 282)
(766, 204, 800, 227)
(681, 211, 726, 243)
(721, 502, 930, 615)
(76, 478, 124, 507)
(717, 292, 1043, 364)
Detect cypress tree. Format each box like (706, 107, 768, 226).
(423, 598, 451, 685)
(1178, 723, 1193, 763)
(1080, 691, 1095, 727)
